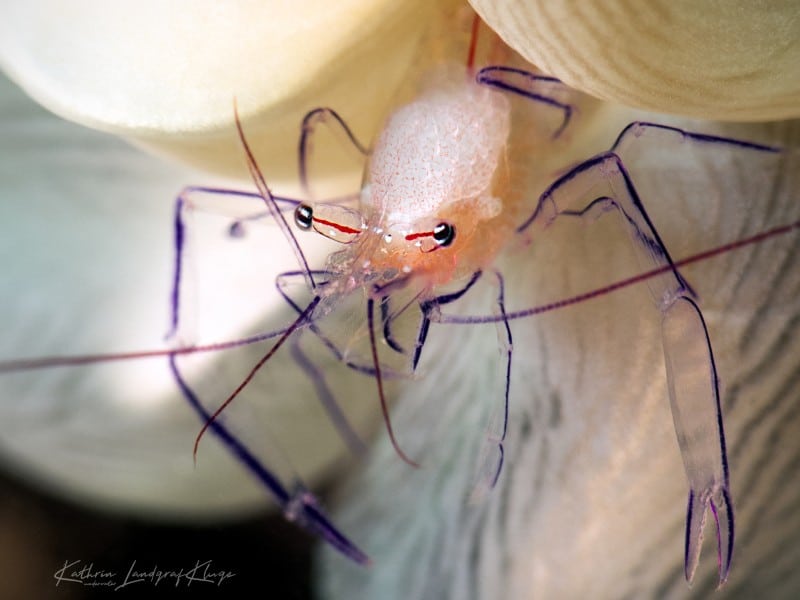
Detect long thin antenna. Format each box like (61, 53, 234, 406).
(192, 296, 320, 460)
(439, 219, 800, 325)
(466, 13, 481, 74)
(366, 297, 419, 468)
(233, 100, 316, 290)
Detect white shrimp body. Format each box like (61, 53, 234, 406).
(320, 69, 512, 293)
(366, 73, 510, 225)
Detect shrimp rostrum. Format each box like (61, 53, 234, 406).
(168, 59, 798, 588)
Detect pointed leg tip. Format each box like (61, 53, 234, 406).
(684, 560, 698, 586)
(711, 488, 734, 588)
(715, 557, 732, 589)
(715, 544, 733, 588)
(683, 486, 735, 587)
(335, 538, 372, 567)
(683, 490, 704, 585)
(357, 552, 373, 568)
(296, 492, 371, 567)
(716, 571, 730, 590)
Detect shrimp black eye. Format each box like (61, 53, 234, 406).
(433, 222, 455, 247)
(294, 203, 313, 230)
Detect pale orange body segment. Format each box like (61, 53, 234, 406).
(316, 67, 514, 295)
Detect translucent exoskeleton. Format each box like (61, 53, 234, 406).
(313, 106, 799, 596)
(158, 48, 800, 596)
(1, 21, 799, 599)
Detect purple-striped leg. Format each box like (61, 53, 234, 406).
(166, 185, 369, 565)
(476, 66, 574, 138)
(520, 122, 780, 585)
(414, 271, 483, 371)
(470, 270, 513, 501)
(298, 107, 369, 199)
(167, 186, 304, 341)
(168, 345, 368, 564)
(274, 269, 409, 379)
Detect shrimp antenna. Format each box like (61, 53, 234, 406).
(366, 297, 419, 468)
(233, 99, 316, 291)
(437, 218, 800, 325)
(465, 13, 481, 73)
(193, 296, 320, 461)
(0, 328, 294, 373)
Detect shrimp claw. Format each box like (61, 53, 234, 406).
(515, 121, 778, 586)
(662, 296, 732, 585)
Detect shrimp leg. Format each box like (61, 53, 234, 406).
(274, 269, 406, 378)
(273, 269, 368, 455)
(168, 351, 368, 564)
(476, 66, 574, 138)
(298, 107, 369, 198)
(167, 187, 369, 564)
(166, 186, 304, 341)
(471, 270, 513, 501)
(521, 123, 780, 585)
(414, 270, 483, 370)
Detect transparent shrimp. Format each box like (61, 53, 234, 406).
(174, 65, 797, 589)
